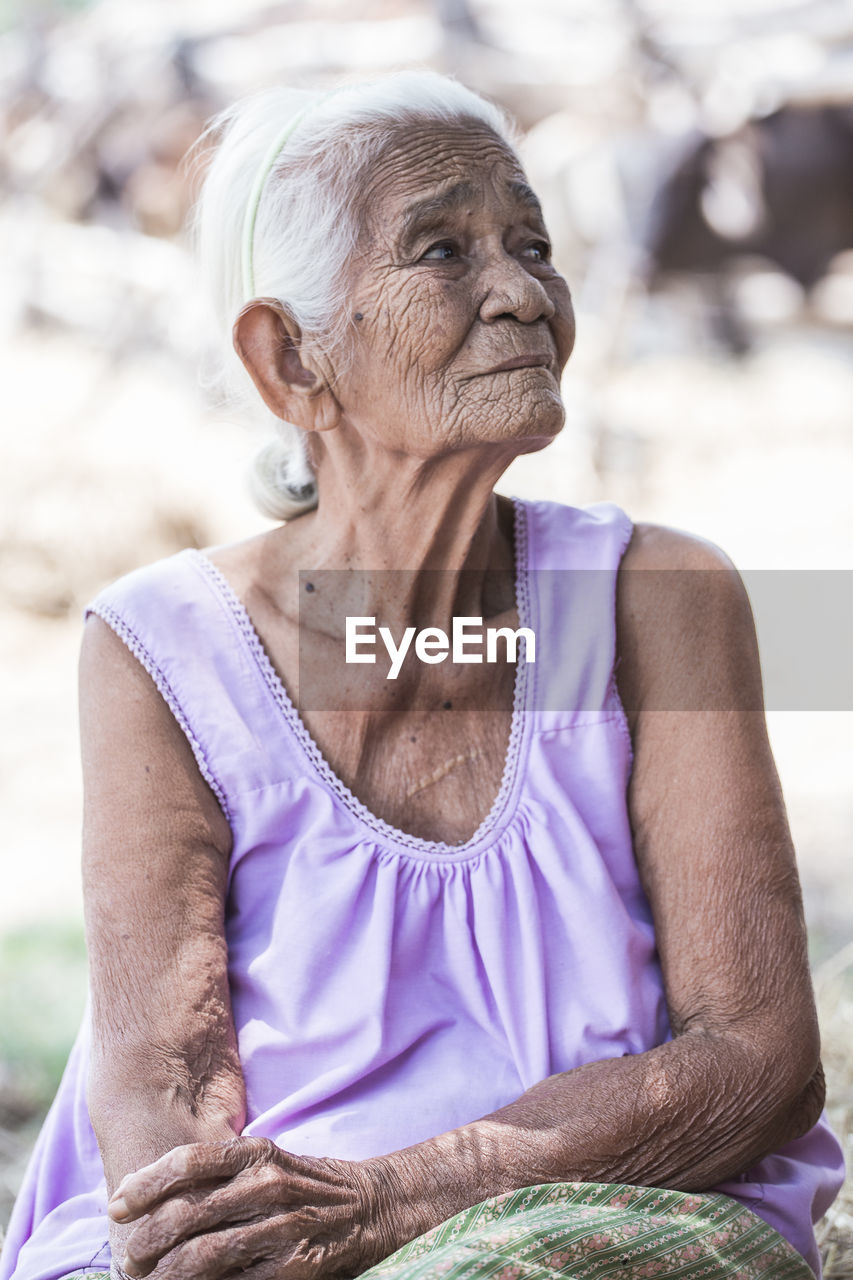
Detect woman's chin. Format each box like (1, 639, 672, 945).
(463, 386, 567, 452)
(503, 394, 566, 452)
(416, 388, 567, 458)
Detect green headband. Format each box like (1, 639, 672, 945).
(240, 89, 342, 304)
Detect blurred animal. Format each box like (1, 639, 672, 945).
(642, 104, 853, 351)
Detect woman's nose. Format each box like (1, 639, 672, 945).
(478, 251, 556, 325)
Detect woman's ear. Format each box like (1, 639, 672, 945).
(232, 299, 341, 433)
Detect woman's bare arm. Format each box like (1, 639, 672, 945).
(79, 614, 247, 1264)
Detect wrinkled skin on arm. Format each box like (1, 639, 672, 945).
(80, 617, 403, 1280)
(91, 525, 825, 1280)
(79, 615, 247, 1272)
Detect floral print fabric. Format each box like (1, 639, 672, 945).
(360, 1182, 815, 1280)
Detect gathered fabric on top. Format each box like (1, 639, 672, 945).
(0, 498, 843, 1280)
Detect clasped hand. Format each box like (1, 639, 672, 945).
(108, 1137, 397, 1280)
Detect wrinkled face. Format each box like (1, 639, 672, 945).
(327, 121, 576, 458)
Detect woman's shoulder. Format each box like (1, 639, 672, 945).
(80, 524, 284, 622)
(620, 520, 739, 573)
(530, 499, 739, 574)
(617, 520, 752, 643)
(81, 547, 192, 623)
(614, 521, 761, 719)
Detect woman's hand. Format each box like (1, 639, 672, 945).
(109, 1137, 401, 1280)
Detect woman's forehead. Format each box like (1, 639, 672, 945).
(361, 124, 539, 237)
(395, 177, 545, 245)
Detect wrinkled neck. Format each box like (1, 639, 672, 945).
(290, 439, 520, 632)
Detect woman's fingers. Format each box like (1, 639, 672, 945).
(143, 1215, 335, 1280)
(119, 1155, 363, 1277)
(121, 1172, 280, 1276)
(110, 1142, 379, 1280)
(109, 1138, 280, 1222)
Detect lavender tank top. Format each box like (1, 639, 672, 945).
(1, 498, 843, 1280)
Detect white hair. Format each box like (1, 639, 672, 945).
(186, 70, 518, 520)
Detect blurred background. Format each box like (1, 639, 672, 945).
(0, 0, 851, 1270)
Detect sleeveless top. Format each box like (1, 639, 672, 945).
(0, 498, 843, 1280)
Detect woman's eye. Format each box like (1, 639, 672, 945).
(421, 242, 458, 261)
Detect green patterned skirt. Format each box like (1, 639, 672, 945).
(362, 1183, 813, 1280)
(58, 1181, 815, 1280)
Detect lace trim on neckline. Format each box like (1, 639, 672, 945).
(186, 496, 534, 860)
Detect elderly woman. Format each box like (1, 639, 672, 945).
(0, 70, 844, 1280)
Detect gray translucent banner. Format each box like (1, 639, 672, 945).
(742, 570, 853, 711)
(294, 569, 853, 713)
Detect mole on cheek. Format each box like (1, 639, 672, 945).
(354, 311, 364, 322)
